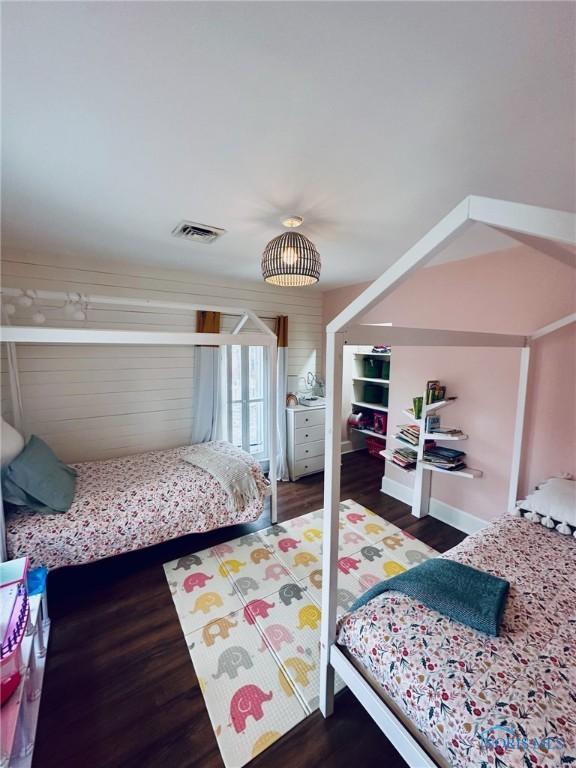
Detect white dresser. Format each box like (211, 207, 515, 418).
(286, 404, 326, 481)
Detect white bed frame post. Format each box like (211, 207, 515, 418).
(319, 330, 344, 716)
(506, 313, 576, 512)
(507, 346, 530, 513)
(267, 342, 278, 524)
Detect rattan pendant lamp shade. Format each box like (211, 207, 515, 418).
(261, 225, 321, 287)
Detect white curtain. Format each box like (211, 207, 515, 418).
(191, 347, 221, 443)
(190, 311, 221, 444)
(275, 316, 289, 481)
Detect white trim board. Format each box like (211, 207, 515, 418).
(381, 476, 488, 535)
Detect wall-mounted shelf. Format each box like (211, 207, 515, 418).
(423, 431, 468, 441)
(353, 352, 390, 358)
(420, 461, 481, 479)
(392, 386, 482, 518)
(391, 434, 418, 448)
(380, 449, 415, 473)
(424, 399, 451, 413)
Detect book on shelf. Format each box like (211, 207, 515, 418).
(391, 447, 417, 470)
(425, 414, 441, 432)
(422, 445, 467, 471)
(427, 427, 466, 438)
(396, 423, 420, 445)
(426, 380, 446, 405)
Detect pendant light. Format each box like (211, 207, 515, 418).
(261, 216, 321, 287)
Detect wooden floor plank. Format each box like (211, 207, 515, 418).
(33, 452, 466, 768)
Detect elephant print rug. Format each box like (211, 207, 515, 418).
(163, 499, 437, 768)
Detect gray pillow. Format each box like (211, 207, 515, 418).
(2, 435, 77, 513)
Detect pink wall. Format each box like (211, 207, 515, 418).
(323, 246, 576, 521)
(521, 322, 576, 492)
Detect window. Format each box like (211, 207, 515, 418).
(226, 345, 268, 461)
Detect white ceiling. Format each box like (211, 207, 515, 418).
(2, 1, 575, 289)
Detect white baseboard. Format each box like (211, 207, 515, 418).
(381, 476, 413, 505)
(341, 440, 356, 455)
(381, 476, 487, 535)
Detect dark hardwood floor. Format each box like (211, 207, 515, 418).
(34, 452, 466, 768)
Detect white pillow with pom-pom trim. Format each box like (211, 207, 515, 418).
(518, 477, 576, 532)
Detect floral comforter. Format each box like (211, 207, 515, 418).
(6, 442, 268, 570)
(337, 516, 575, 768)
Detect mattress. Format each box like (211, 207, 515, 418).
(337, 515, 576, 767)
(5, 441, 268, 570)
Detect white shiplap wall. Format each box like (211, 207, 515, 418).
(1, 252, 323, 462)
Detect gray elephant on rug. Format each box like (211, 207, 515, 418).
(229, 577, 259, 597)
(173, 554, 202, 570)
(360, 545, 383, 562)
(336, 588, 356, 611)
(278, 583, 307, 606)
(404, 549, 431, 564)
(212, 646, 253, 680)
(264, 524, 287, 537)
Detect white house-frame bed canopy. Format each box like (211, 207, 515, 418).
(319, 196, 576, 767)
(0, 293, 279, 560)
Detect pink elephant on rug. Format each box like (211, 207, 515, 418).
(230, 685, 273, 733)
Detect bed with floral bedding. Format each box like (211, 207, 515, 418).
(5, 441, 268, 570)
(337, 515, 575, 768)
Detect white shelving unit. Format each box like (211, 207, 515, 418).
(400, 392, 483, 518)
(349, 348, 390, 456)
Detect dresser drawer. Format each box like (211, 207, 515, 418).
(295, 440, 324, 461)
(295, 455, 325, 477)
(294, 408, 325, 429)
(295, 424, 324, 444)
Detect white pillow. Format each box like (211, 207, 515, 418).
(517, 477, 576, 534)
(1, 418, 25, 465)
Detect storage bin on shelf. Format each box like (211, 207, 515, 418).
(366, 436, 386, 458)
(363, 358, 383, 378)
(363, 383, 384, 403)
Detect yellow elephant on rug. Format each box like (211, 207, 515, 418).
(297, 604, 321, 630)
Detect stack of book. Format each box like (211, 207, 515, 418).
(391, 447, 417, 470)
(422, 446, 466, 471)
(396, 424, 420, 446)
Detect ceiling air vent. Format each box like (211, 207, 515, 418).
(171, 220, 226, 244)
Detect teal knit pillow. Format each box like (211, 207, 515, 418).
(2, 435, 77, 513)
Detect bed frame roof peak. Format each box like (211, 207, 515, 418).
(0, 290, 277, 345)
(328, 195, 576, 335)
